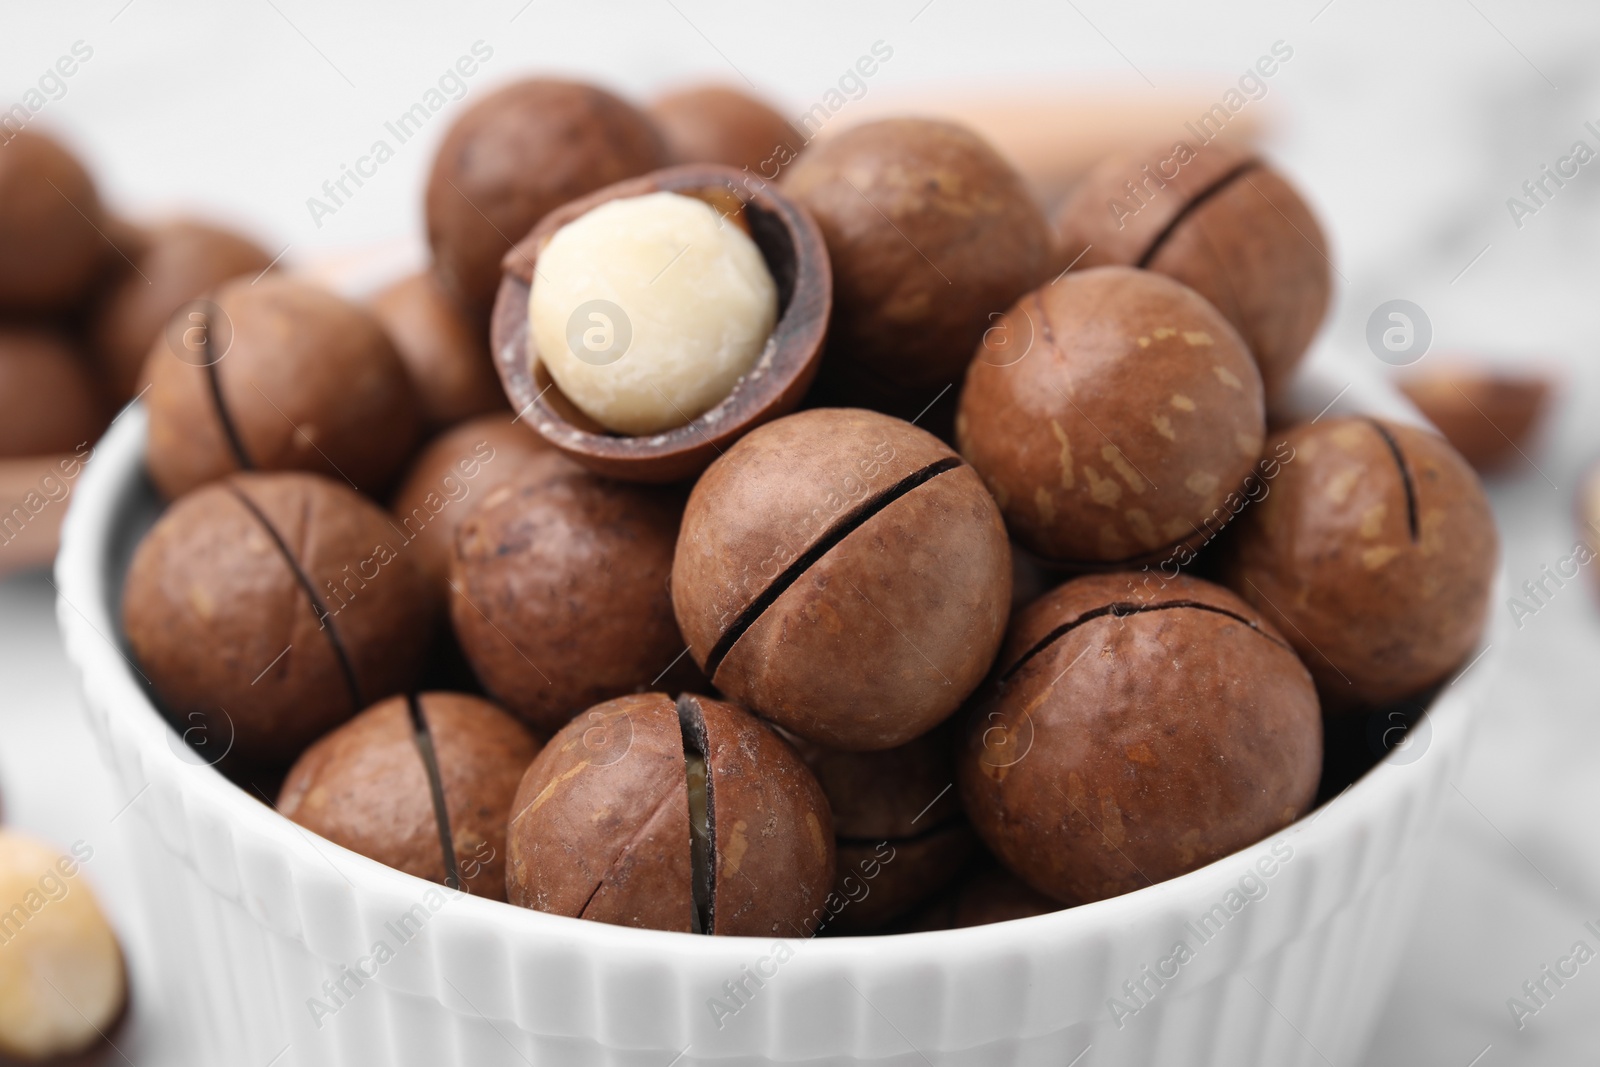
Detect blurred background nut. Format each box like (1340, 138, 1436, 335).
(0, 130, 107, 315)
(1221, 417, 1498, 710)
(649, 84, 805, 176)
(389, 416, 572, 596)
(0, 830, 126, 1063)
(0, 329, 105, 458)
(1053, 142, 1331, 399)
(122, 472, 438, 766)
(956, 266, 1265, 567)
(505, 692, 834, 935)
(449, 469, 695, 734)
(142, 274, 421, 500)
(781, 118, 1050, 424)
(278, 693, 540, 900)
(790, 720, 975, 933)
(959, 573, 1322, 905)
(368, 271, 507, 433)
(1396, 362, 1552, 473)
(87, 219, 277, 404)
(672, 408, 1012, 751)
(424, 78, 667, 318)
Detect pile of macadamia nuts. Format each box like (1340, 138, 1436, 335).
(106, 74, 1499, 948)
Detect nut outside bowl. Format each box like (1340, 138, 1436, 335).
(490, 164, 831, 484)
(56, 351, 1500, 1066)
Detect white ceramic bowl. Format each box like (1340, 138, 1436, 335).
(56, 355, 1500, 1067)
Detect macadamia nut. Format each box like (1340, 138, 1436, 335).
(529, 191, 778, 436)
(0, 831, 126, 1062)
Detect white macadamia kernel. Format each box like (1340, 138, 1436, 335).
(528, 191, 779, 436)
(0, 830, 126, 1062)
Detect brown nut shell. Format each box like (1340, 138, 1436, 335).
(506, 693, 695, 930)
(1221, 417, 1498, 709)
(449, 469, 691, 733)
(491, 164, 830, 483)
(0, 328, 105, 458)
(1397, 364, 1551, 473)
(900, 859, 1061, 932)
(649, 85, 804, 176)
(277, 693, 539, 899)
(425, 79, 668, 318)
(390, 415, 572, 594)
(1053, 142, 1331, 397)
(959, 572, 1322, 906)
(0, 130, 106, 314)
(142, 275, 422, 500)
(505, 692, 834, 935)
(673, 408, 1011, 751)
(122, 472, 438, 765)
(956, 266, 1265, 566)
(369, 271, 507, 432)
(87, 219, 276, 403)
(780, 118, 1051, 407)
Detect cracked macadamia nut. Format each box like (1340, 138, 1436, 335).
(0, 328, 105, 458)
(957, 266, 1265, 567)
(123, 472, 439, 765)
(1221, 417, 1498, 710)
(1053, 142, 1331, 397)
(142, 275, 422, 500)
(278, 693, 541, 900)
(88, 219, 276, 403)
(369, 271, 507, 433)
(791, 720, 975, 933)
(1397, 364, 1551, 473)
(425, 79, 667, 317)
(449, 468, 696, 733)
(0, 831, 126, 1063)
(959, 573, 1322, 905)
(0, 130, 107, 314)
(649, 85, 803, 176)
(528, 191, 779, 435)
(782, 118, 1050, 413)
(390, 415, 572, 595)
(506, 692, 834, 935)
(673, 408, 1012, 751)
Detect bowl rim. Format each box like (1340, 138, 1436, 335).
(53, 356, 1503, 976)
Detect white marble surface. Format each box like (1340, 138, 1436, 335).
(4, 1, 1600, 1063)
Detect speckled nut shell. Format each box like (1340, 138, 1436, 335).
(0, 328, 105, 458)
(649, 85, 804, 176)
(956, 266, 1265, 567)
(88, 219, 276, 403)
(1221, 417, 1498, 710)
(959, 572, 1322, 905)
(425, 78, 668, 318)
(369, 271, 507, 432)
(1053, 142, 1331, 398)
(505, 692, 834, 935)
(780, 118, 1051, 410)
(673, 408, 1012, 751)
(1397, 364, 1551, 472)
(490, 164, 830, 483)
(142, 274, 422, 500)
(0, 130, 106, 314)
(449, 469, 694, 733)
(390, 415, 572, 594)
(902, 859, 1061, 931)
(278, 692, 540, 900)
(792, 721, 975, 933)
(122, 472, 439, 765)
